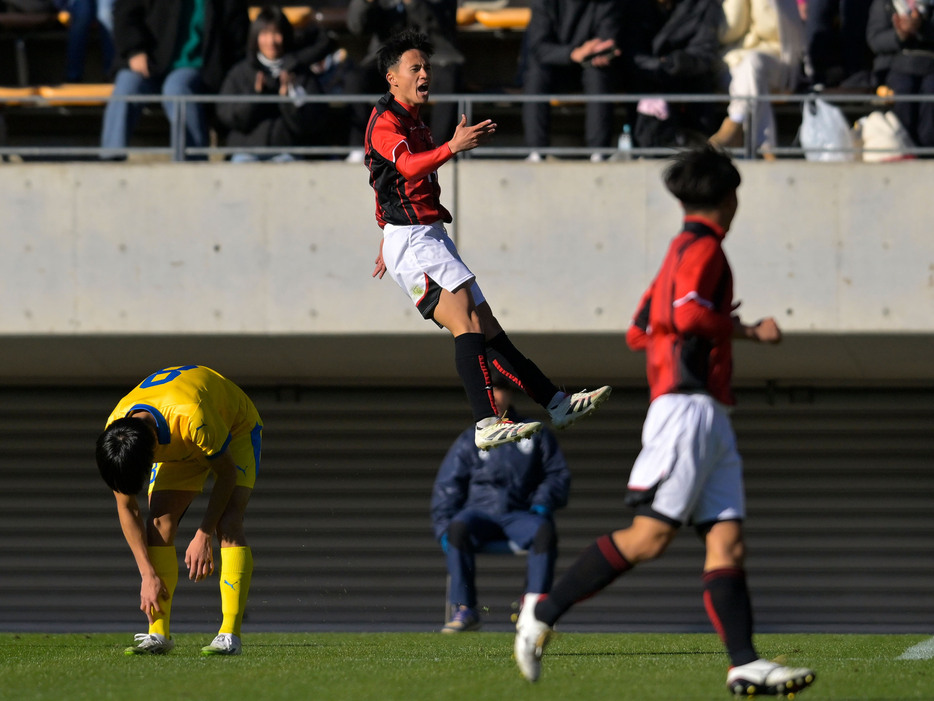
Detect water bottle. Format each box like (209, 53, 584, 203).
(616, 124, 633, 161)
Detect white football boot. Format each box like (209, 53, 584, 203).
(201, 633, 242, 656)
(514, 593, 553, 682)
(475, 417, 541, 451)
(726, 658, 816, 696)
(124, 633, 174, 655)
(548, 386, 612, 429)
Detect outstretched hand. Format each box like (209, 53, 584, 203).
(447, 115, 497, 155)
(751, 317, 782, 343)
(734, 315, 782, 343)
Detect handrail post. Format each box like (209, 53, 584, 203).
(171, 95, 185, 162)
(745, 94, 756, 160)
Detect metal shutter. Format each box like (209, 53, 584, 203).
(0, 385, 931, 633)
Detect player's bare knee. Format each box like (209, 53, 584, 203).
(147, 514, 178, 545)
(614, 526, 674, 563)
(703, 520, 745, 566)
(216, 514, 246, 546)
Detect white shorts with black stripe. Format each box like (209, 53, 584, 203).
(626, 393, 745, 527)
(382, 221, 486, 319)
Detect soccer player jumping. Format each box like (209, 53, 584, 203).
(514, 147, 816, 697)
(364, 29, 610, 451)
(96, 365, 262, 656)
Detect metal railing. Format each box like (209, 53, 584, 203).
(2, 91, 932, 161)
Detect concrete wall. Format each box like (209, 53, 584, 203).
(0, 160, 931, 384)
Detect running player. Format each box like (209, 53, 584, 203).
(513, 146, 817, 697)
(365, 28, 610, 450)
(95, 365, 262, 656)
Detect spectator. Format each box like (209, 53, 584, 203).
(867, 0, 934, 147)
(709, 0, 805, 156)
(522, 0, 622, 161)
(58, 0, 115, 83)
(624, 0, 725, 149)
(803, 0, 874, 88)
(217, 6, 329, 162)
(431, 375, 571, 633)
(345, 0, 463, 155)
(100, 0, 249, 160)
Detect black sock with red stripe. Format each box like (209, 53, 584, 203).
(534, 534, 632, 626)
(703, 567, 758, 667)
(454, 333, 498, 423)
(485, 332, 559, 407)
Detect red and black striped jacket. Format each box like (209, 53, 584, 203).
(364, 92, 453, 229)
(626, 216, 736, 405)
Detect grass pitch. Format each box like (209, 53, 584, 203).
(1, 632, 931, 700)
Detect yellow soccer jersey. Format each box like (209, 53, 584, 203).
(105, 365, 261, 465)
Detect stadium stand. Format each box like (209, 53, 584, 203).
(0, 0, 904, 159)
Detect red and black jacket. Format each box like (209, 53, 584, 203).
(627, 216, 736, 405)
(364, 92, 453, 229)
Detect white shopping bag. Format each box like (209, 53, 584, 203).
(799, 98, 856, 162)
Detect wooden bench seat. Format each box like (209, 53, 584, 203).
(38, 83, 112, 106)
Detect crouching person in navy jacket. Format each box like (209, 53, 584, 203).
(430, 374, 571, 633)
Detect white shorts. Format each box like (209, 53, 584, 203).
(382, 221, 486, 319)
(626, 393, 745, 527)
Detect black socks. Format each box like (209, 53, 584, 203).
(703, 567, 758, 667)
(535, 534, 632, 626)
(485, 331, 559, 407)
(454, 333, 497, 422)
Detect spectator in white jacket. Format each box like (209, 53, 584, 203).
(709, 0, 805, 156)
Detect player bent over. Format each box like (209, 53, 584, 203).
(96, 365, 262, 656)
(364, 29, 610, 451)
(514, 147, 816, 697)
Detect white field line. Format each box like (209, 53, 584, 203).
(898, 636, 934, 660)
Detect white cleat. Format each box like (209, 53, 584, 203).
(475, 418, 542, 451)
(124, 633, 174, 655)
(726, 658, 816, 696)
(201, 633, 242, 656)
(548, 386, 612, 429)
(514, 593, 553, 682)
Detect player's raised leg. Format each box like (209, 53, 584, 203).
(477, 302, 612, 430)
(434, 287, 542, 450)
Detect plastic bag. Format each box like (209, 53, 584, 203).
(853, 110, 915, 162)
(799, 98, 856, 162)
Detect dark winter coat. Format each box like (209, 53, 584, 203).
(217, 57, 326, 148)
(626, 0, 724, 93)
(867, 0, 934, 77)
(112, 0, 249, 91)
(346, 0, 463, 67)
(430, 418, 570, 541)
(525, 0, 623, 67)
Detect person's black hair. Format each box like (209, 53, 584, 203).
(248, 5, 295, 64)
(376, 28, 434, 76)
(663, 145, 741, 210)
(95, 417, 156, 494)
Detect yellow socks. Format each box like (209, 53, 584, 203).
(218, 546, 253, 637)
(147, 545, 178, 638)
